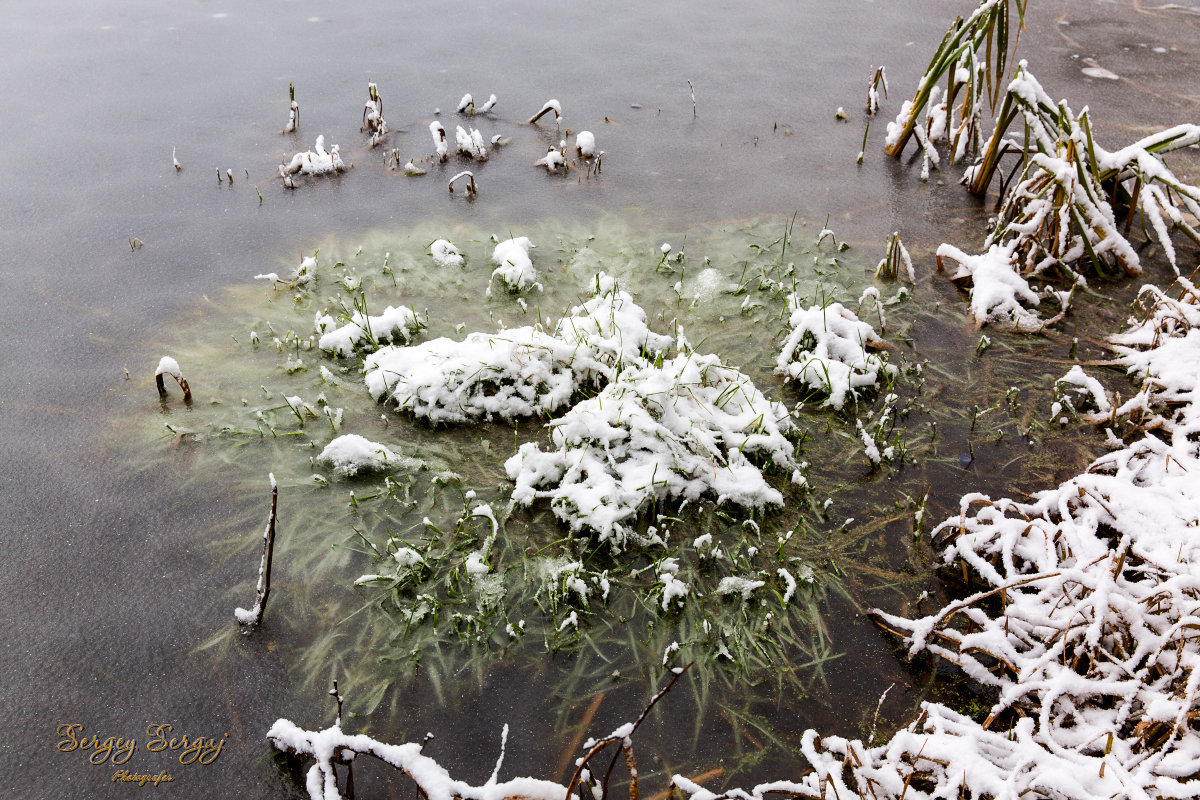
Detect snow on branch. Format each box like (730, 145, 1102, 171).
(271, 669, 690, 800)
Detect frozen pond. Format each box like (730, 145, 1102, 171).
(1, 1, 1197, 797)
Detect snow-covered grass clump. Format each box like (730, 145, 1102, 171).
(489, 237, 538, 293)
(315, 304, 422, 357)
(507, 349, 798, 550)
(534, 147, 566, 173)
(776, 298, 893, 409)
(279, 135, 346, 181)
(429, 239, 463, 268)
(363, 273, 669, 423)
(318, 434, 409, 478)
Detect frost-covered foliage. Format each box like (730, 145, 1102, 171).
(507, 350, 798, 549)
(315, 304, 421, 357)
(490, 237, 538, 292)
(363, 273, 669, 423)
(776, 298, 893, 409)
(280, 135, 346, 180)
(318, 434, 409, 478)
(430, 239, 463, 268)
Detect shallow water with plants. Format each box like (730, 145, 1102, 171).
(4, 0, 1198, 798)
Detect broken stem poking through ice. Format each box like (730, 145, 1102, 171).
(235, 473, 279, 630)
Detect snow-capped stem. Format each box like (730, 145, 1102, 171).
(362, 82, 388, 146)
(430, 122, 448, 161)
(284, 82, 299, 134)
(875, 231, 913, 281)
(866, 65, 888, 116)
(447, 170, 477, 197)
(330, 680, 344, 729)
(235, 474, 278, 631)
(155, 357, 191, 403)
(527, 99, 562, 125)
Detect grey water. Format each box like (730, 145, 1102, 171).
(1, 0, 1197, 797)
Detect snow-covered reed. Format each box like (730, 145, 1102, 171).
(268, 714, 566, 800)
(929, 63, 1199, 329)
(361, 82, 387, 147)
(283, 82, 299, 134)
(279, 135, 346, 182)
(234, 473, 278, 628)
(271, 669, 687, 800)
(455, 125, 488, 161)
(527, 99, 562, 125)
(884, 0, 1024, 162)
(873, 231, 912, 282)
(430, 121, 449, 162)
(935, 240, 1048, 331)
(968, 65, 1200, 277)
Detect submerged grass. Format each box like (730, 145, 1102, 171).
(116, 213, 1147, 782)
